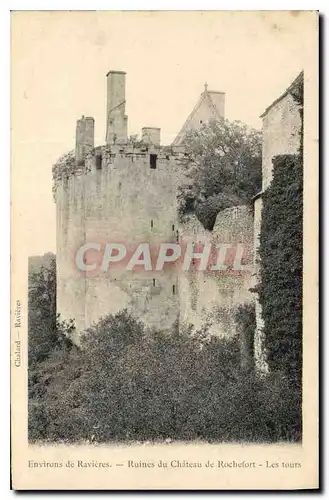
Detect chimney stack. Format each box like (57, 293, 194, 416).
(106, 70, 128, 144)
(75, 115, 94, 166)
(141, 127, 161, 146)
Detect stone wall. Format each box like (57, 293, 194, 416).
(262, 92, 301, 191)
(178, 206, 254, 339)
(252, 196, 268, 372)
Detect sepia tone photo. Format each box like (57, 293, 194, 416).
(11, 10, 318, 490)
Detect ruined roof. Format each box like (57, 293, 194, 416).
(260, 71, 304, 118)
(207, 91, 225, 110)
(172, 86, 225, 146)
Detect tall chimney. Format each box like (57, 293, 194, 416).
(106, 70, 128, 145)
(141, 127, 161, 146)
(75, 115, 94, 166)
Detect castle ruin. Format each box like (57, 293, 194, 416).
(54, 70, 255, 347)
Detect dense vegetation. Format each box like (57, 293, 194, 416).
(258, 154, 303, 387)
(28, 258, 74, 367)
(28, 264, 301, 444)
(177, 118, 262, 230)
(257, 80, 303, 430)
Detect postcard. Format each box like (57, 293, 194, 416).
(11, 10, 319, 490)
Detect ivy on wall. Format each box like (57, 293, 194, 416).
(52, 150, 76, 199)
(258, 153, 303, 386)
(258, 75, 303, 388)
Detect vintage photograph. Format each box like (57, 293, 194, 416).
(11, 10, 318, 490)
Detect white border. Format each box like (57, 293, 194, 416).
(2, 2, 326, 498)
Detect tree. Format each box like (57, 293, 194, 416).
(178, 118, 262, 229)
(52, 150, 75, 199)
(28, 258, 77, 441)
(28, 258, 75, 367)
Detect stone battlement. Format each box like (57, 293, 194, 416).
(53, 143, 187, 188)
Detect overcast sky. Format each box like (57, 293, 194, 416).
(11, 11, 316, 256)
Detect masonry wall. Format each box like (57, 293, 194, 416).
(262, 92, 301, 191)
(178, 206, 254, 339)
(252, 196, 268, 372)
(56, 144, 186, 342)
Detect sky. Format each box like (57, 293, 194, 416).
(11, 11, 316, 256)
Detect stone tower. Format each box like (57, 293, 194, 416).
(55, 70, 185, 342)
(55, 70, 254, 346)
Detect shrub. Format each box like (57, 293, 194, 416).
(28, 310, 301, 443)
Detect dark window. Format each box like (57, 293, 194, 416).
(150, 154, 157, 169)
(173, 285, 176, 295)
(176, 230, 179, 242)
(172, 224, 175, 231)
(96, 154, 102, 170)
(151, 220, 153, 229)
(153, 279, 156, 287)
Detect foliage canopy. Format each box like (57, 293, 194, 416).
(178, 118, 262, 229)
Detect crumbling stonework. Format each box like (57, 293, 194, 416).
(55, 70, 253, 346)
(178, 207, 254, 338)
